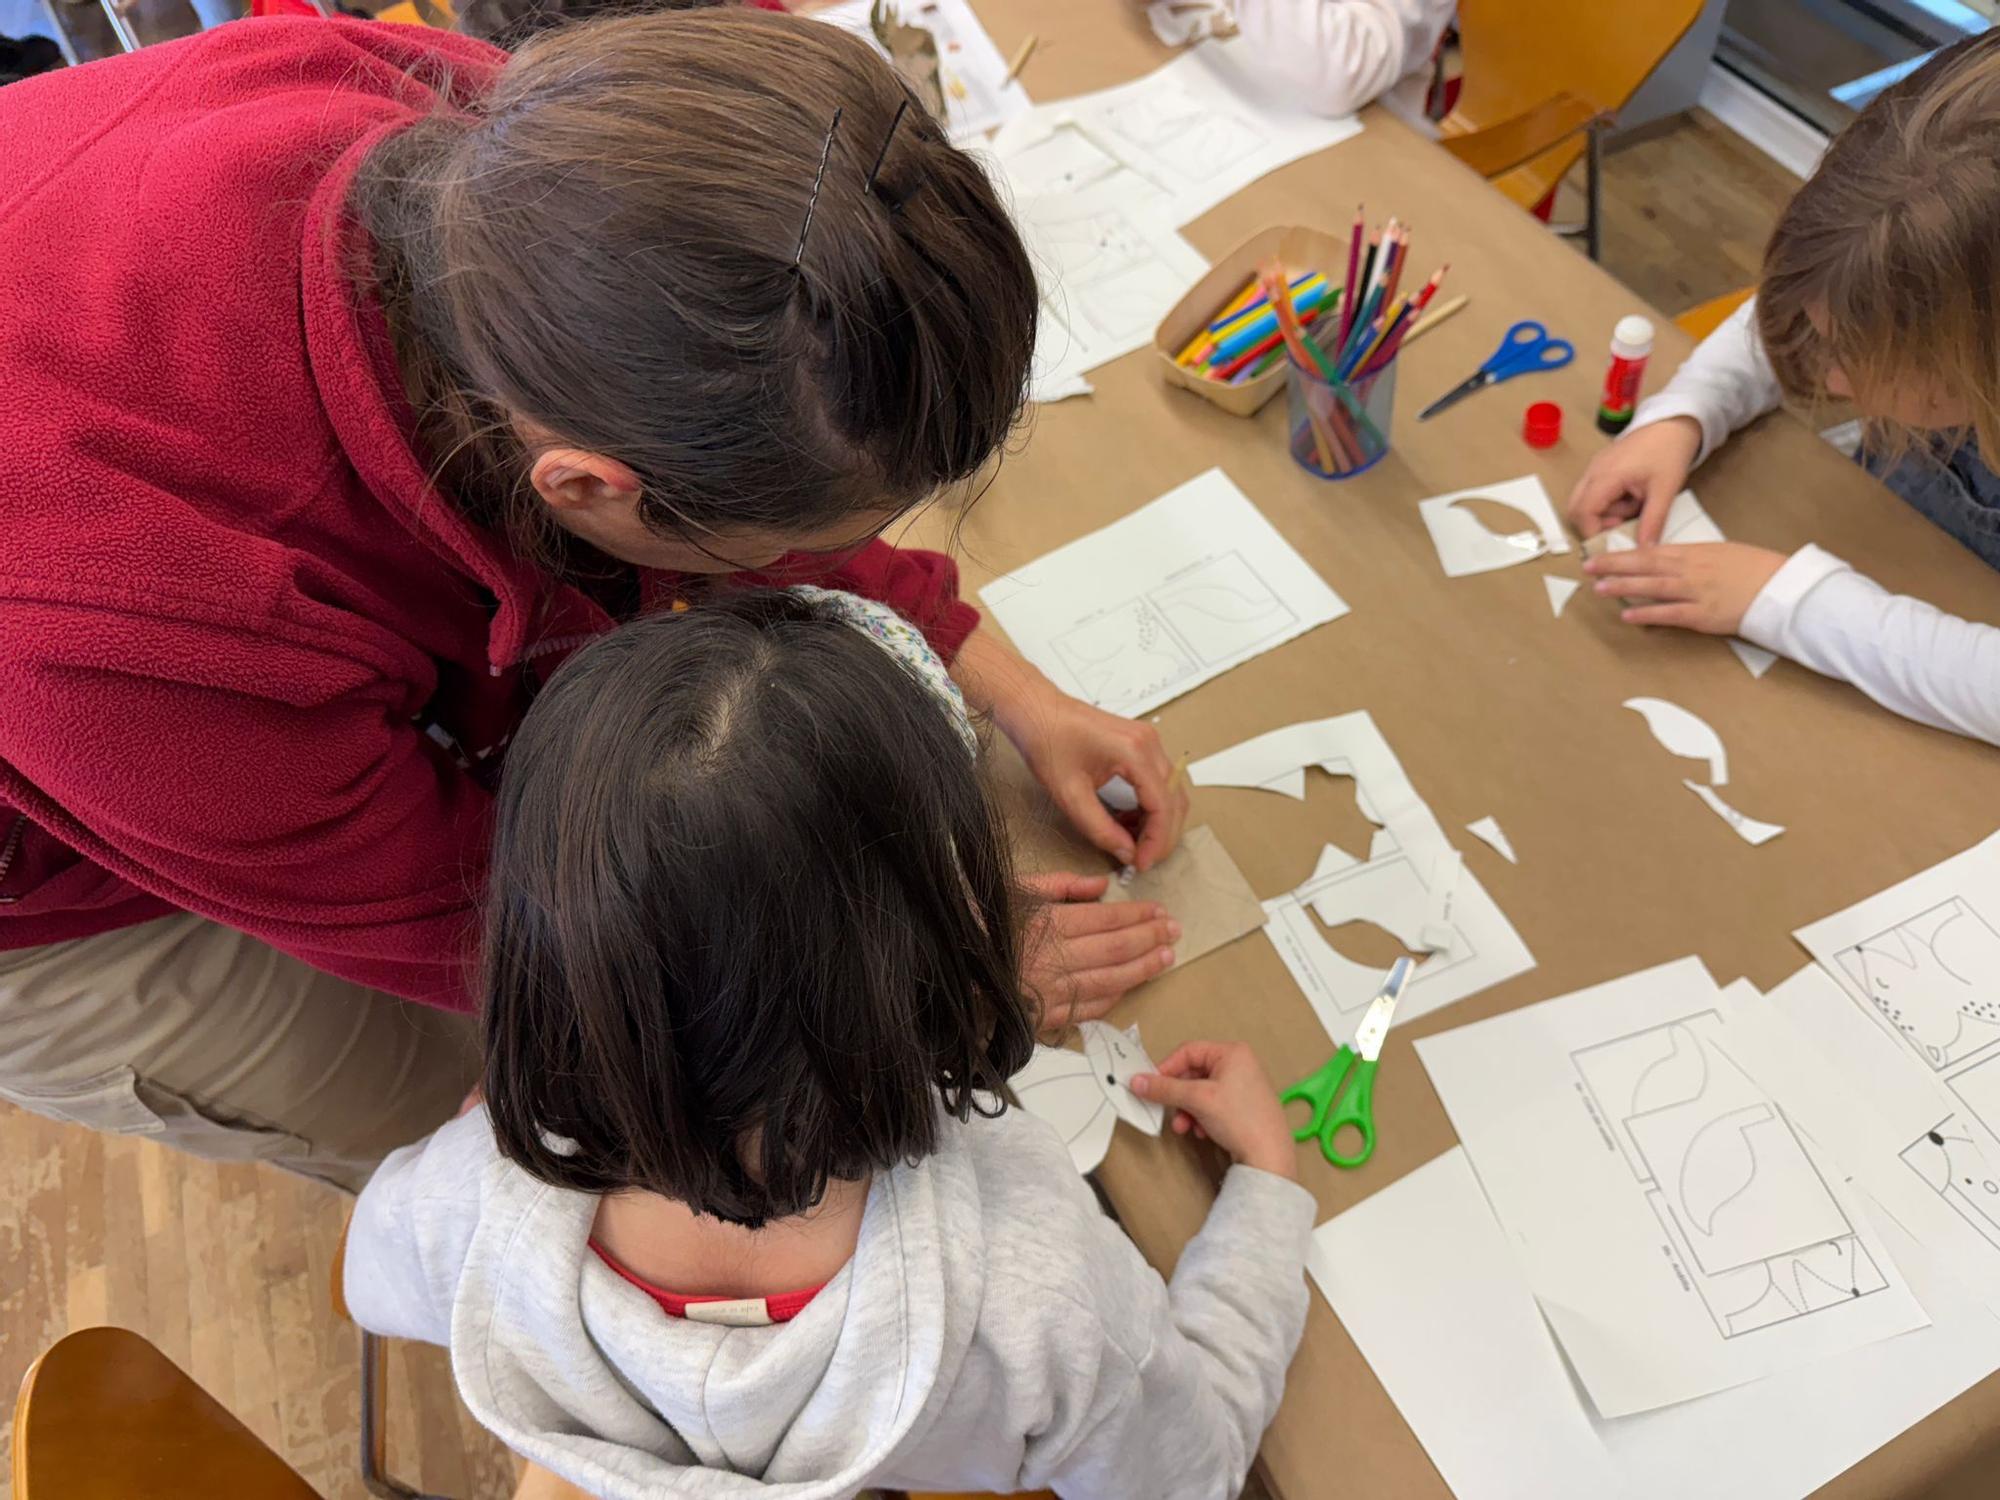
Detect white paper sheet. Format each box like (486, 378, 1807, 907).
(813, 0, 1032, 142)
(1005, 170, 1209, 404)
(1729, 639, 1778, 678)
(1543, 575, 1581, 618)
(1310, 1146, 2000, 1500)
(1586, 492, 1770, 676)
(991, 39, 1363, 230)
(1190, 712, 1535, 1038)
(979, 468, 1348, 716)
(1416, 958, 1930, 1417)
(1417, 476, 1571, 578)
(1010, 1020, 1163, 1172)
(1721, 969, 2000, 1318)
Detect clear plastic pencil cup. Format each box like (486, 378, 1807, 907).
(1285, 359, 1396, 480)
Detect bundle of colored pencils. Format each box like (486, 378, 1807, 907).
(1320, 207, 1447, 389)
(1173, 270, 1341, 385)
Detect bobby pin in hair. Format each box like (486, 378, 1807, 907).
(792, 107, 844, 274)
(864, 98, 910, 197)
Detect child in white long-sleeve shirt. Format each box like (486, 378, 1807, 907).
(1568, 33, 2000, 747)
(1233, 0, 1454, 118)
(342, 589, 1315, 1500)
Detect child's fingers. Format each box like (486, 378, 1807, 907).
(1062, 917, 1180, 972)
(1594, 573, 1690, 602)
(1045, 898, 1166, 939)
(1021, 869, 1111, 903)
(1129, 1071, 1212, 1116)
(1622, 602, 1707, 629)
(1633, 479, 1681, 547)
(1582, 546, 1681, 577)
(1151, 1038, 1228, 1080)
(1132, 773, 1191, 872)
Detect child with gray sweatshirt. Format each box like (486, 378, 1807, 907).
(343, 588, 1316, 1500)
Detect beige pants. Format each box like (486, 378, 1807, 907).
(0, 914, 480, 1192)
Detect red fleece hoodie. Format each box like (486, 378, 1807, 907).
(0, 19, 980, 1009)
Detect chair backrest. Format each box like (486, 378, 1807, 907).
(14, 1327, 323, 1500)
(1447, 0, 1708, 206)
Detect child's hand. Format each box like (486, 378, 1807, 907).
(1131, 1040, 1296, 1179)
(1584, 541, 1788, 634)
(1021, 871, 1179, 1029)
(1566, 417, 1702, 544)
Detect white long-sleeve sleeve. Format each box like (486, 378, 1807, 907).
(1741, 544, 2000, 747)
(1231, 0, 1454, 118)
(1627, 298, 1784, 464)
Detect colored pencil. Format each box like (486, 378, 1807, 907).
(1209, 271, 1324, 334)
(1211, 281, 1335, 362)
(1406, 292, 1468, 344)
(1336, 206, 1364, 349)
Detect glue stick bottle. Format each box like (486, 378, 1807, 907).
(1595, 316, 1654, 435)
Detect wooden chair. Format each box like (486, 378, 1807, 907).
(1675, 285, 1755, 340)
(1437, 0, 1709, 261)
(13, 1326, 323, 1500)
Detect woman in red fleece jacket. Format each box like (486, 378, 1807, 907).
(0, 10, 1187, 1189)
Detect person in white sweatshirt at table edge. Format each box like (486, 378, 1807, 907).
(1568, 34, 2000, 750)
(1232, 0, 1454, 118)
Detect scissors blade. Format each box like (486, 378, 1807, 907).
(1416, 370, 1489, 421)
(1350, 956, 1415, 1062)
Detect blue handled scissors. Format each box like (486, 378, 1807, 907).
(1279, 957, 1413, 1169)
(1417, 320, 1575, 421)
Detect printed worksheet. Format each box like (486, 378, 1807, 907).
(993, 38, 1363, 229)
(813, 0, 1031, 142)
(978, 468, 1347, 716)
(1416, 958, 1929, 1417)
(1309, 1146, 2000, 1500)
(1007, 172, 1208, 403)
(1188, 713, 1535, 1040)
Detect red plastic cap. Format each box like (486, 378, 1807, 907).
(1524, 401, 1563, 448)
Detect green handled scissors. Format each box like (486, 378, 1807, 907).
(1280, 957, 1414, 1168)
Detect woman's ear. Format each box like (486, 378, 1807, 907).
(529, 447, 642, 515)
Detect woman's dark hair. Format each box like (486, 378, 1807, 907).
(350, 8, 1037, 565)
(482, 591, 1036, 1227)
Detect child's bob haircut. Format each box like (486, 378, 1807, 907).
(481, 592, 1037, 1228)
(1759, 29, 2000, 459)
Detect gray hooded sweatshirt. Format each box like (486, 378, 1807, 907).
(344, 1104, 1316, 1499)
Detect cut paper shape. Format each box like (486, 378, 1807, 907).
(1624, 697, 1728, 786)
(1103, 825, 1267, 968)
(1729, 639, 1778, 679)
(1082, 1021, 1166, 1135)
(1580, 490, 1724, 563)
(981, 469, 1347, 716)
(1191, 712, 1535, 1041)
(1417, 476, 1570, 579)
(1543, 576, 1580, 618)
(1465, 816, 1517, 864)
(1685, 780, 1784, 846)
(1010, 1020, 1164, 1172)
(1098, 775, 1140, 814)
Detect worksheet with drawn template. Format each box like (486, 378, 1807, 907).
(978, 467, 1346, 717)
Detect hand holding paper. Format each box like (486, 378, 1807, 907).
(1133, 1038, 1297, 1178)
(1021, 871, 1180, 1029)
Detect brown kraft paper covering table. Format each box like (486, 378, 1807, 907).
(902, 3, 2000, 1494)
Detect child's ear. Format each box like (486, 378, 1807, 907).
(529, 448, 642, 514)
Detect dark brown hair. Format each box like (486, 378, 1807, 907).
(1759, 30, 2000, 459)
(481, 591, 1036, 1227)
(351, 9, 1037, 564)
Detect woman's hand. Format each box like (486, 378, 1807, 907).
(1131, 1040, 1295, 1179)
(953, 632, 1189, 871)
(1021, 872, 1179, 1031)
(1584, 541, 1788, 634)
(1566, 416, 1703, 544)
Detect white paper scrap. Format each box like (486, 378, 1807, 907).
(1728, 639, 1778, 678)
(1082, 1021, 1166, 1136)
(1416, 958, 1931, 1417)
(1544, 575, 1581, 618)
(1624, 696, 1729, 785)
(980, 469, 1347, 717)
(1417, 476, 1571, 578)
(1310, 1145, 2000, 1500)
(1190, 712, 1534, 1038)
(1685, 780, 1784, 846)
(1465, 815, 1518, 864)
(813, 0, 1032, 143)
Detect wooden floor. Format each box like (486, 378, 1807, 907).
(1564, 107, 1802, 320)
(0, 1100, 519, 1499)
(0, 110, 1799, 1500)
